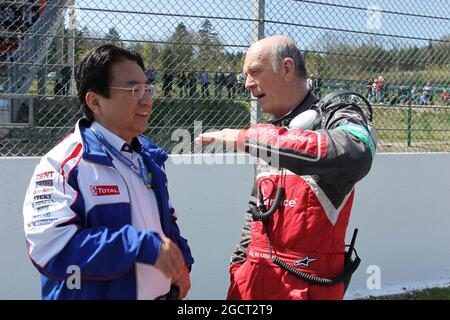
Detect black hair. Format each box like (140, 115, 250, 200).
(74, 44, 145, 122)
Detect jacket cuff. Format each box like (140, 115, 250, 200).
(136, 231, 162, 265)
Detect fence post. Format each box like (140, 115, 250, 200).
(29, 98, 34, 126)
(250, 0, 265, 125)
(68, 1, 76, 96)
(407, 103, 412, 147)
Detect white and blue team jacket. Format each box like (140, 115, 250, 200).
(23, 118, 194, 299)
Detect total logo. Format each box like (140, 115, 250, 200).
(90, 185, 120, 196)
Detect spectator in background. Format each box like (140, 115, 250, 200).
(60, 65, 72, 96)
(17, 102, 29, 123)
(0, 0, 44, 59)
(398, 85, 410, 104)
(366, 81, 374, 103)
(390, 85, 409, 106)
(53, 76, 62, 96)
(5, 6, 15, 28)
(214, 66, 224, 98)
(420, 81, 433, 105)
(375, 76, 385, 104)
(199, 69, 210, 98)
(225, 66, 236, 99)
(441, 89, 449, 105)
(31, 2, 41, 24)
(145, 65, 157, 85)
(178, 64, 188, 98)
(162, 70, 174, 98)
(0, 7, 9, 27)
(236, 73, 245, 96)
(188, 69, 197, 98)
(0, 84, 8, 111)
(410, 86, 418, 104)
(21, 4, 33, 31)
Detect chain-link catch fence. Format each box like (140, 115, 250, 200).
(0, 0, 449, 156)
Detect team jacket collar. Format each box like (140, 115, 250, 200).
(270, 92, 318, 127)
(90, 121, 139, 155)
(76, 118, 168, 167)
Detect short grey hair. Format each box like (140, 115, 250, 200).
(271, 39, 307, 80)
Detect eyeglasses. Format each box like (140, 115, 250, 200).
(108, 84, 157, 100)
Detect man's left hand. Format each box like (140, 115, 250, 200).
(172, 265, 191, 299)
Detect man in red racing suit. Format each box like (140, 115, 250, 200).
(196, 35, 375, 300)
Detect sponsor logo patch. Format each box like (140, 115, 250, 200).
(34, 194, 52, 201)
(34, 193, 52, 201)
(35, 179, 53, 187)
(32, 199, 55, 208)
(31, 212, 52, 219)
(35, 171, 54, 181)
(28, 218, 57, 227)
(259, 198, 298, 208)
(277, 133, 313, 143)
(90, 185, 120, 196)
(33, 205, 50, 212)
(293, 257, 318, 267)
(33, 187, 54, 195)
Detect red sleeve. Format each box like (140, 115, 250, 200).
(240, 124, 327, 161)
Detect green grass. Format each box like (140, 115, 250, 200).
(148, 97, 250, 129)
(374, 106, 450, 143)
(413, 287, 450, 300)
(2, 94, 449, 155)
(367, 286, 450, 300)
(373, 105, 450, 152)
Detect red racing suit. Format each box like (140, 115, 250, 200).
(228, 93, 376, 300)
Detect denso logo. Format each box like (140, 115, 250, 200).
(90, 185, 120, 196)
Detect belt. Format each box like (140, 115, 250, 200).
(247, 243, 344, 277)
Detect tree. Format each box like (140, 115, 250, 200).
(74, 26, 100, 61)
(47, 26, 96, 70)
(304, 51, 324, 79)
(196, 19, 224, 70)
(431, 35, 450, 67)
(161, 23, 194, 72)
(104, 27, 121, 46)
(128, 41, 160, 68)
(159, 46, 175, 72)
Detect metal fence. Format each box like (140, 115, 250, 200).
(0, 0, 449, 156)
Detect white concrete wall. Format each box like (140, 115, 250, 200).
(0, 153, 449, 299)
